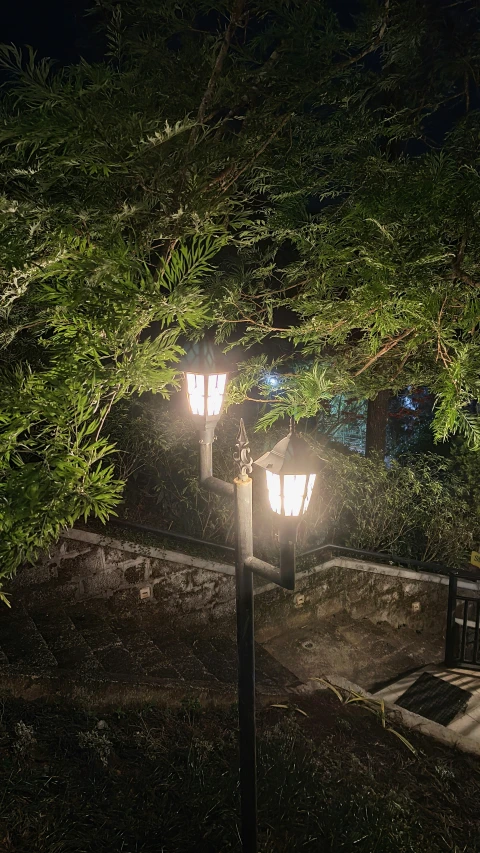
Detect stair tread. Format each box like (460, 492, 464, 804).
(254, 644, 299, 686)
(190, 636, 237, 684)
(67, 613, 145, 677)
(110, 619, 181, 678)
(0, 602, 295, 689)
(0, 606, 57, 671)
(30, 610, 105, 674)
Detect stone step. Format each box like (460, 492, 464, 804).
(29, 608, 105, 675)
(67, 601, 146, 677)
(190, 636, 237, 684)
(0, 604, 57, 671)
(158, 639, 215, 683)
(110, 617, 181, 680)
(254, 643, 299, 688)
(0, 599, 296, 693)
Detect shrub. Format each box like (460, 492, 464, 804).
(305, 442, 476, 566)
(106, 399, 477, 567)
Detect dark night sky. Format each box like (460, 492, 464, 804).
(0, 1, 474, 148)
(1, 0, 95, 64)
(1, 1, 363, 65)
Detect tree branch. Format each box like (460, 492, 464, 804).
(452, 235, 479, 288)
(315, 0, 390, 84)
(221, 112, 292, 192)
(354, 328, 414, 376)
(190, 0, 246, 146)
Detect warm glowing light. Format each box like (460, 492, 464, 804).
(186, 372, 227, 418)
(207, 373, 226, 416)
(266, 470, 282, 514)
(304, 474, 316, 511)
(266, 471, 316, 516)
(284, 474, 307, 516)
(186, 373, 205, 416)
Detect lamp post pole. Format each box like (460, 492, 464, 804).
(183, 346, 317, 853)
(233, 423, 257, 853)
(192, 415, 317, 853)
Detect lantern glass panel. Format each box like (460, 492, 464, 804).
(186, 373, 205, 416)
(207, 373, 227, 417)
(303, 474, 316, 512)
(283, 474, 308, 516)
(266, 470, 282, 514)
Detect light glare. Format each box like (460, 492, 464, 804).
(266, 470, 282, 514)
(207, 373, 227, 416)
(266, 471, 316, 516)
(283, 474, 307, 516)
(303, 474, 316, 511)
(186, 373, 227, 417)
(186, 373, 205, 415)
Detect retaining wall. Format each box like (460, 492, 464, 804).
(10, 529, 236, 619)
(11, 529, 477, 642)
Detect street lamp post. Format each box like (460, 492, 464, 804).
(182, 345, 317, 853)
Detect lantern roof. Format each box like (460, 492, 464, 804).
(180, 338, 233, 375)
(254, 423, 318, 476)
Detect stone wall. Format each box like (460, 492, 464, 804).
(11, 529, 479, 642)
(254, 558, 455, 642)
(11, 529, 235, 619)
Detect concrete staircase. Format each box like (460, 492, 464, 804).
(0, 598, 298, 704)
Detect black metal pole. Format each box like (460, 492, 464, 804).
(234, 473, 256, 853)
(445, 572, 458, 667)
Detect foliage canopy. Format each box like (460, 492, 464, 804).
(0, 0, 479, 578)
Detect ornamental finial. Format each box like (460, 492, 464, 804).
(234, 418, 253, 481)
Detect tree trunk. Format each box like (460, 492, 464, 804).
(365, 390, 390, 457)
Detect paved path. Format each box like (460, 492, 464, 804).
(262, 610, 444, 692)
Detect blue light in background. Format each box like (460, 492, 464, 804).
(265, 375, 278, 387)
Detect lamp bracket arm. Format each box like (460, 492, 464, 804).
(244, 551, 296, 591)
(244, 555, 281, 585)
(203, 476, 235, 498)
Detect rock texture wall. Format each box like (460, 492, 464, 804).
(10, 529, 236, 620)
(255, 558, 452, 642)
(11, 528, 477, 642)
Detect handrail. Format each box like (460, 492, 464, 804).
(297, 542, 480, 581)
(106, 518, 235, 556)
(103, 520, 479, 580)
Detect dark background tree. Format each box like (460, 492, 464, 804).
(218, 0, 480, 451)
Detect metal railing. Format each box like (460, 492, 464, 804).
(445, 573, 480, 670)
(107, 519, 480, 581)
(297, 542, 452, 574)
(106, 518, 235, 556)
(105, 518, 480, 670)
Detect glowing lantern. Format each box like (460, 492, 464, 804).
(182, 339, 229, 435)
(254, 423, 317, 518)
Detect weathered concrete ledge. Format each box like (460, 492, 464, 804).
(295, 675, 480, 759)
(65, 527, 235, 576)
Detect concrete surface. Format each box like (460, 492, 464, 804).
(297, 674, 480, 759)
(373, 664, 480, 744)
(262, 609, 444, 692)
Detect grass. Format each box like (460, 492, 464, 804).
(0, 691, 479, 852)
